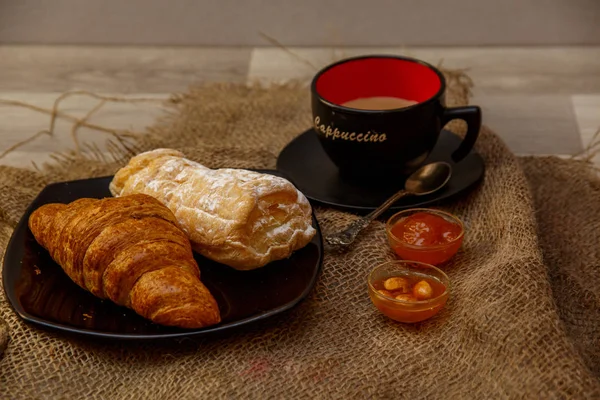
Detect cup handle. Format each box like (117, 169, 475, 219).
(442, 106, 482, 162)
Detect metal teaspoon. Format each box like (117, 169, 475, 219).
(325, 161, 452, 250)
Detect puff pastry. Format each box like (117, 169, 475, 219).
(110, 149, 316, 270)
(28, 194, 221, 329)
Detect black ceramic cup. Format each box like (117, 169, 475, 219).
(311, 55, 481, 180)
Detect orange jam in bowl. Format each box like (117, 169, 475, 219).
(386, 208, 464, 265)
(368, 260, 450, 323)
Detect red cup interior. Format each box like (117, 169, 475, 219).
(315, 57, 442, 106)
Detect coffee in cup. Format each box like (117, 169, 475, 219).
(341, 96, 417, 110)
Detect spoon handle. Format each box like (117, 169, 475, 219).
(325, 190, 412, 248)
(362, 189, 411, 223)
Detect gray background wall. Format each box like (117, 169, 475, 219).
(1, 0, 599, 46)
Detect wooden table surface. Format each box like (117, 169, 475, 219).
(1, 45, 598, 169)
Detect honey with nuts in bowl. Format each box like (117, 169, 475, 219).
(368, 260, 450, 323)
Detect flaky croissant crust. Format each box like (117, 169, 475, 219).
(28, 193, 221, 329)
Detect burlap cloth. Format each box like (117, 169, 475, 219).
(0, 73, 599, 399)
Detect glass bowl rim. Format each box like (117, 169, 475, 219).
(385, 208, 465, 250)
(368, 260, 450, 305)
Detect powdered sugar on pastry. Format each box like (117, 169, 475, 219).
(110, 149, 316, 270)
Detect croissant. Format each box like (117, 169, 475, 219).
(110, 149, 316, 270)
(28, 193, 221, 329)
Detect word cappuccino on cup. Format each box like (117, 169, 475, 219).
(313, 116, 388, 143)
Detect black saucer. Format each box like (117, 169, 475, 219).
(276, 129, 485, 212)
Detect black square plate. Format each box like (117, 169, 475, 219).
(2, 171, 323, 340)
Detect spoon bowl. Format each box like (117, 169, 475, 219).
(405, 162, 452, 195)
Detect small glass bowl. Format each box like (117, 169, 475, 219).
(386, 208, 464, 265)
(368, 260, 450, 323)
